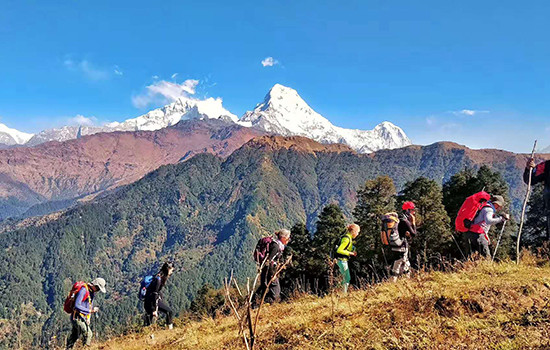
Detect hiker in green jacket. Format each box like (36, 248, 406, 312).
(335, 224, 360, 294)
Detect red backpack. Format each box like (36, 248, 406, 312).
(455, 191, 491, 233)
(253, 237, 273, 265)
(63, 281, 89, 314)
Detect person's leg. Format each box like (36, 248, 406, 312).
(468, 233, 482, 258)
(391, 251, 406, 280)
(144, 302, 153, 326)
(254, 267, 270, 305)
(337, 259, 350, 293)
(80, 319, 93, 347)
(269, 278, 281, 302)
(65, 319, 81, 349)
(477, 234, 491, 258)
(157, 300, 174, 326)
(403, 248, 411, 278)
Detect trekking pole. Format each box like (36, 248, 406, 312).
(516, 140, 537, 264)
(492, 220, 507, 262)
(451, 232, 466, 260)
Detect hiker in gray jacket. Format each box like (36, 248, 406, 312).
(466, 195, 509, 257)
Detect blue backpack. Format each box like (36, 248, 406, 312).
(138, 275, 155, 301)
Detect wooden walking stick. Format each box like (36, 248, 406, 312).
(516, 140, 538, 264)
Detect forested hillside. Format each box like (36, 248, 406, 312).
(0, 136, 547, 348)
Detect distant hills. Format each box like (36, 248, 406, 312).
(0, 118, 546, 220)
(0, 119, 261, 219)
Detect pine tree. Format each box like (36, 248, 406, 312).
(313, 203, 347, 255)
(401, 177, 452, 264)
(353, 176, 396, 260)
(287, 223, 313, 276)
(283, 223, 317, 293)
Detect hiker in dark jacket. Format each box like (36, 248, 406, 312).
(335, 224, 360, 294)
(66, 278, 106, 349)
(465, 195, 509, 258)
(525, 158, 550, 239)
(144, 262, 175, 329)
(388, 202, 416, 282)
(254, 229, 291, 305)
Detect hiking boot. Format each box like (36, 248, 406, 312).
(168, 324, 173, 330)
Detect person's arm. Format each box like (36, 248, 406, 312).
(400, 218, 416, 238)
(267, 243, 281, 276)
(151, 276, 162, 311)
(482, 207, 504, 225)
(524, 161, 546, 185)
(74, 287, 91, 315)
(336, 236, 352, 257)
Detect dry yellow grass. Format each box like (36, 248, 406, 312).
(92, 258, 550, 350)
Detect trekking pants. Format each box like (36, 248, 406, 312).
(337, 259, 351, 293)
(388, 248, 410, 277)
(254, 267, 281, 304)
(465, 231, 491, 258)
(66, 316, 92, 349)
(144, 299, 174, 326)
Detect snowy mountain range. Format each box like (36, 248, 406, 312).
(0, 123, 34, 146)
(1, 84, 411, 153)
(241, 84, 410, 153)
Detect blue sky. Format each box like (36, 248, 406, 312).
(1, 0, 549, 152)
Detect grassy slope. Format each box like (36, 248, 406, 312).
(93, 259, 550, 350)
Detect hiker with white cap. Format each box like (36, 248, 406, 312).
(253, 229, 291, 305)
(465, 195, 509, 258)
(65, 277, 106, 349)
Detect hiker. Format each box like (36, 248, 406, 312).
(525, 157, 550, 239)
(254, 229, 291, 305)
(387, 202, 416, 282)
(465, 195, 509, 258)
(144, 262, 175, 329)
(335, 224, 360, 294)
(66, 278, 106, 349)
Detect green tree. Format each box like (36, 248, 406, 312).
(312, 203, 347, 255)
(287, 223, 314, 276)
(353, 176, 396, 262)
(401, 177, 452, 264)
(283, 223, 317, 293)
(189, 284, 226, 318)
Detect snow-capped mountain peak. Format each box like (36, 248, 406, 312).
(3, 84, 411, 153)
(108, 96, 238, 132)
(26, 96, 238, 146)
(0, 122, 34, 145)
(239, 84, 411, 153)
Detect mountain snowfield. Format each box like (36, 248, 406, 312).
(2, 84, 411, 153)
(240, 84, 411, 153)
(0, 122, 34, 146)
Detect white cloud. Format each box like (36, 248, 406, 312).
(64, 58, 109, 81)
(261, 57, 279, 67)
(68, 114, 97, 126)
(152, 75, 159, 80)
(132, 79, 200, 108)
(114, 65, 123, 76)
(171, 73, 179, 79)
(451, 109, 490, 116)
